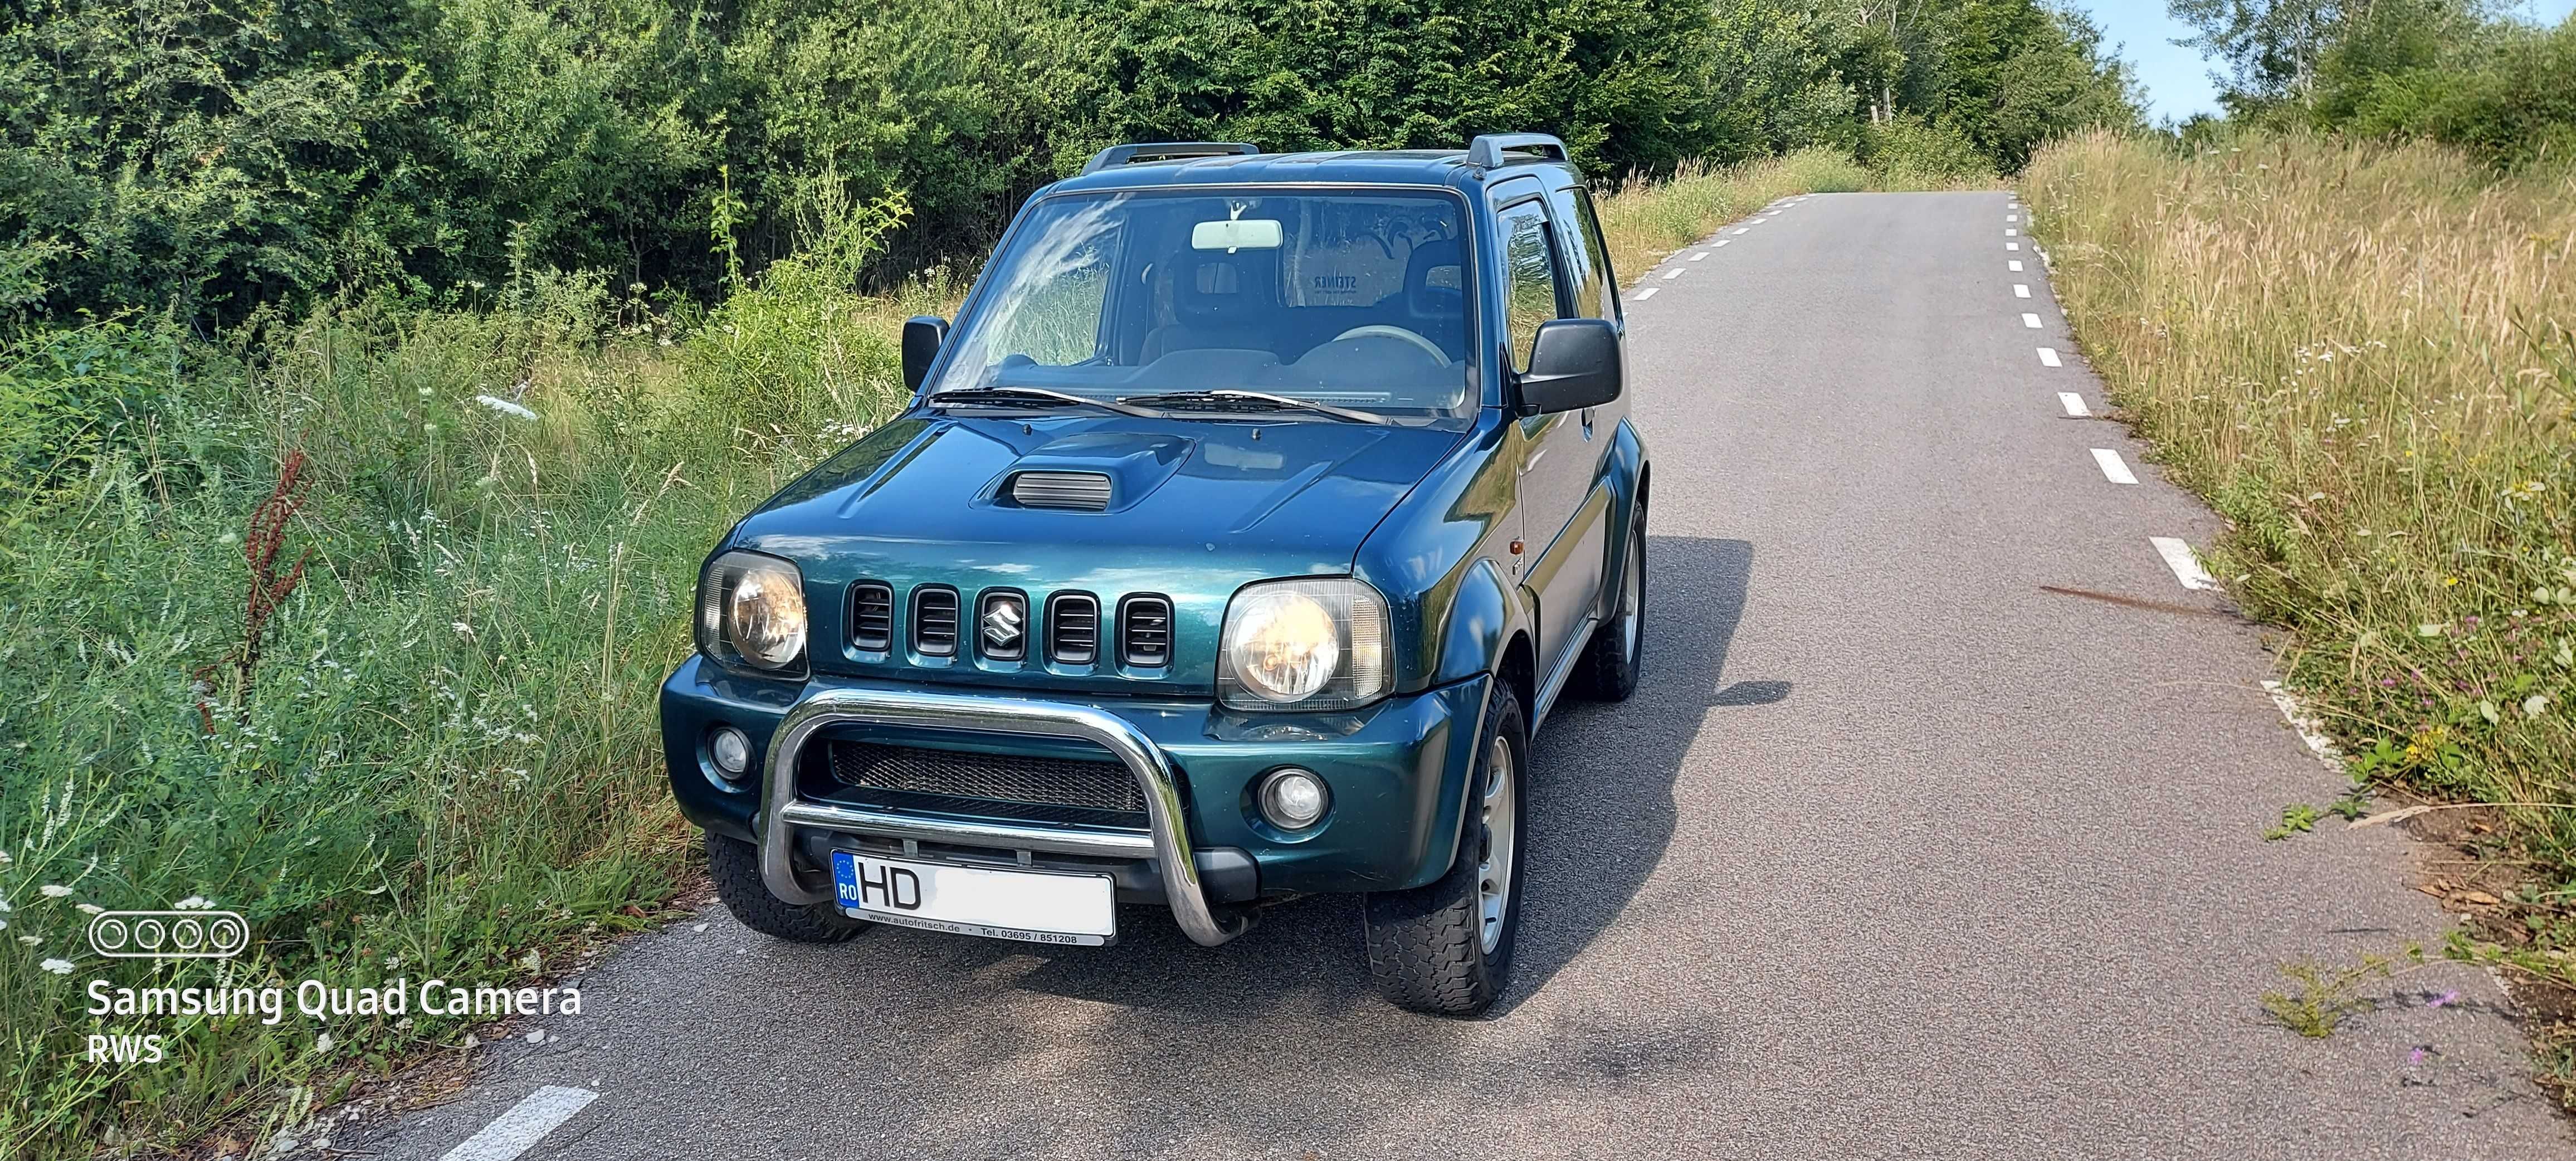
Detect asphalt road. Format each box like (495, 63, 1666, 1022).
(349, 192, 2566, 1159)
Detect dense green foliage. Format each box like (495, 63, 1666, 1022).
(3, 0, 2135, 330)
(2170, 0, 2576, 168)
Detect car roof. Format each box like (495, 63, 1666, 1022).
(1045, 148, 1572, 197)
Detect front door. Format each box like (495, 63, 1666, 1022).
(1494, 188, 1606, 689)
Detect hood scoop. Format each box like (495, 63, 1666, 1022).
(1009, 470, 1114, 511)
(991, 431, 1193, 513)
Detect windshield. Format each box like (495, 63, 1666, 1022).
(928, 189, 1475, 417)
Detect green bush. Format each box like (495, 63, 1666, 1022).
(1861, 115, 1991, 186)
(0, 202, 920, 1158)
(1, 0, 2136, 332)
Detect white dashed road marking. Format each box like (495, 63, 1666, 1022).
(2014, 284, 2031, 298)
(1690, 251, 1710, 261)
(2037, 347, 2062, 367)
(2091, 448, 2139, 485)
(1633, 286, 1658, 300)
(2150, 536, 2220, 591)
(2007, 214, 2018, 222)
(1733, 227, 1752, 235)
(1713, 239, 1730, 247)
(2007, 242, 2020, 251)
(2058, 392, 2091, 417)
(2260, 680, 2342, 768)
(2021, 313, 2043, 329)
(1662, 268, 1685, 280)
(440, 1086, 599, 1161)
(2009, 260, 2023, 271)
(2006, 228, 2018, 237)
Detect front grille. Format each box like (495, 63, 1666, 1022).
(1010, 471, 1113, 511)
(913, 587, 960, 656)
(823, 739, 1146, 827)
(1048, 593, 1100, 665)
(1120, 594, 1172, 666)
(850, 582, 894, 651)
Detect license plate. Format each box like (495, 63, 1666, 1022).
(830, 850, 1115, 946)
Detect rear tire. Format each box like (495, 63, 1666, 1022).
(1363, 682, 1528, 1018)
(707, 832, 866, 944)
(1572, 512, 1644, 701)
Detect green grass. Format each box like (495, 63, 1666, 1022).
(0, 154, 1882, 1156)
(1594, 147, 1872, 281)
(0, 193, 945, 1155)
(2024, 129, 2576, 1080)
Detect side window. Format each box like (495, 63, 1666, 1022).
(1567, 187, 1618, 321)
(1496, 199, 1566, 372)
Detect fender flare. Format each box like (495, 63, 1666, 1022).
(1429, 555, 1527, 691)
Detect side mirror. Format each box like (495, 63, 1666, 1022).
(901, 316, 949, 392)
(1516, 318, 1622, 415)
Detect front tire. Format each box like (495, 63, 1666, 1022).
(706, 832, 866, 944)
(1364, 681, 1529, 1017)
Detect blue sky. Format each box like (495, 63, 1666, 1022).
(2068, 0, 2576, 124)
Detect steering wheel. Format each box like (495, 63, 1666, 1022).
(1330, 325, 1450, 366)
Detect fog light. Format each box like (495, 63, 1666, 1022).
(709, 726, 753, 779)
(1258, 767, 1330, 830)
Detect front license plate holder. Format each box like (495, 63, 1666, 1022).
(830, 850, 1116, 947)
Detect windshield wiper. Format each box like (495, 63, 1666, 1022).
(1116, 389, 1388, 426)
(926, 387, 1160, 418)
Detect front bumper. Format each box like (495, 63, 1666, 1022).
(659, 657, 1489, 947)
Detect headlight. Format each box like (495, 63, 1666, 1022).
(1218, 578, 1389, 710)
(696, 550, 808, 674)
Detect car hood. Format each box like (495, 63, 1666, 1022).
(734, 411, 1467, 688)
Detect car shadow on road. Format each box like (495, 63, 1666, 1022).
(450, 535, 1779, 1158)
(849, 535, 1769, 1023)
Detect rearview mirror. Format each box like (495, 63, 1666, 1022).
(902, 316, 949, 392)
(1516, 318, 1622, 415)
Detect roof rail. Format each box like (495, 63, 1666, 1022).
(1079, 142, 1260, 175)
(1467, 133, 1569, 169)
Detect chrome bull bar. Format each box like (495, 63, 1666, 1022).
(756, 686, 1250, 947)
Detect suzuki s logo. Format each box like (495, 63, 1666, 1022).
(981, 596, 1024, 656)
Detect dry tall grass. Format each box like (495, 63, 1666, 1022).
(2025, 132, 2576, 868)
(1594, 148, 1869, 282)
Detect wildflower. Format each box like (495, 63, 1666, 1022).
(38, 885, 70, 898)
(175, 896, 211, 910)
(2443, 577, 2460, 587)
(2417, 623, 2445, 637)
(75, 904, 101, 915)
(16, 935, 36, 945)
(2525, 695, 2552, 719)
(2428, 990, 2460, 1009)
(38, 958, 72, 974)
(417, 386, 434, 399)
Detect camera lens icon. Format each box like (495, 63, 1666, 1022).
(88, 910, 251, 959)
